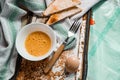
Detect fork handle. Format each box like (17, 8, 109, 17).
(44, 44, 65, 73)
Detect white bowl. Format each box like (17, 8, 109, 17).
(16, 23, 56, 61)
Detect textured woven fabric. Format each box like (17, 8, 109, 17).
(87, 0, 120, 80)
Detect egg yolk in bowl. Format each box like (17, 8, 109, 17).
(25, 31, 51, 57)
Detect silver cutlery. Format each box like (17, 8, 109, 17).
(44, 19, 82, 73)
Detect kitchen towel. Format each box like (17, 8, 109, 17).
(87, 0, 120, 80)
(0, 0, 100, 79)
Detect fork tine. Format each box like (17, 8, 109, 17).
(69, 20, 77, 31)
(74, 21, 81, 33)
(71, 21, 77, 33)
(72, 21, 79, 33)
(70, 20, 81, 33)
(72, 21, 80, 33)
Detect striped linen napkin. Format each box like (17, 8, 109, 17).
(0, 0, 100, 79)
(87, 0, 120, 80)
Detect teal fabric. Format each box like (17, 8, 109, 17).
(18, 0, 46, 11)
(52, 22, 77, 50)
(87, 0, 120, 80)
(0, 0, 25, 80)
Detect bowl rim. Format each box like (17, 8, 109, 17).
(16, 23, 56, 61)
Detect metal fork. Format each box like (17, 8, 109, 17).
(44, 19, 82, 73)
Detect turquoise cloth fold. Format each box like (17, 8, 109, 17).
(87, 0, 120, 80)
